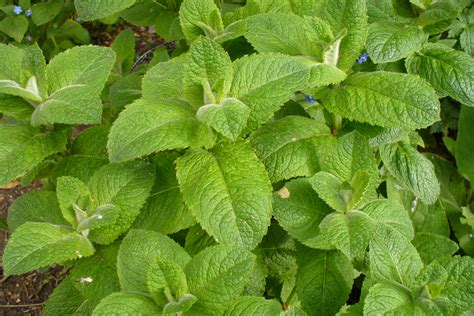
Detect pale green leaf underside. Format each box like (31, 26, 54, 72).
(324, 71, 440, 129)
(3, 222, 94, 275)
(176, 141, 272, 249)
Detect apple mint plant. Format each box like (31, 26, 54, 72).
(1, 0, 473, 315)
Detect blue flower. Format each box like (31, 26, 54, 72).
(305, 95, 316, 103)
(356, 52, 369, 64)
(76, 17, 81, 22)
(13, 5, 22, 15)
(25, 9, 32, 17)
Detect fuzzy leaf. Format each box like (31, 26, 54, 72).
(75, 0, 137, 21)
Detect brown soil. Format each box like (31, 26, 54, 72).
(0, 181, 70, 316)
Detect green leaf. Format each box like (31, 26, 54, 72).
(3, 222, 95, 276)
(380, 141, 440, 205)
(416, 0, 469, 34)
(179, 0, 224, 41)
(183, 36, 233, 106)
(319, 211, 375, 259)
(250, 116, 331, 182)
(366, 21, 428, 63)
(117, 229, 191, 295)
(86, 161, 155, 244)
(0, 124, 67, 185)
(0, 95, 34, 121)
(412, 232, 459, 265)
(142, 57, 185, 103)
(224, 296, 282, 315)
(75, 0, 137, 21)
(245, 13, 333, 60)
(411, 201, 451, 237)
(185, 245, 256, 315)
(197, 98, 250, 140)
(296, 247, 354, 316)
(309, 172, 347, 212)
(305, 0, 368, 71)
(273, 178, 332, 248)
(32, 46, 116, 126)
(31, 0, 63, 26)
(76, 204, 120, 233)
(107, 99, 215, 162)
(325, 131, 378, 183)
(0, 16, 28, 42)
(324, 71, 441, 129)
(52, 156, 108, 185)
(230, 54, 311, 131)
(46, 242, 122, 314)
(364, 282, 433, 315)
(406, 43, 474, 107)
(92, 293, 159, 315)
(57, 176, 91, 228)
(0, 78, 42, 102)
(147, 257, 189, 302)
(7, 190, 68, 231)
(111, 29, 136, 75)
(184, 225, 217, 257)
(436, 256, 474, 314)
(133, 152, 196, 235)
(163, 294, 198, 314)
(176, 141, 272, 249)
(455, 106, 474, 182)
(369, 226, 423, 287)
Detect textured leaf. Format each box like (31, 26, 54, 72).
(107, 99, 215, 162)
(224, 296, 282, 315)
(184, 225, 217, 257)
(406, 43, 474, 107)
(303, 0, 368, 71)
(86, 161, 155, 244)
(246, 13, 333, 60)
(0, 124, 67, 185)
(111, 29, 135, 75)
(411, 201, 451, 237)
(0, 16, 28, 42)
(176, 141, 272, 249)
(163, 294, 198, 314)
(273, 179, 332, 248)
(380, 141, 440, 205)
(109, 74, 142, 110)
(57, 176, 91, 228)
(185, 245, 256, 315)
(76, 205, 120, 233)
(416, 0, 468, 34)
(133, 152, 195, 235)
(32, 46, 115, 126)
(75, 0, 137, 21)
(369, 226, 423, 287)
(319, 211, 375, 259)
(147, 257, 189, 302)
(230, 54, 311, 131)
(436, 256, 474, 314)
(92, 293, 158, 315)
(366, 21, 428, 63)
(31, 0, 63, 26)
(142, 57, 186, 103)
(412, 232, 459, 264)
(250, 116, 331, 182)
(296, 247, 354, 316)
(183, 36, 233, 106)
(309, 171, 347, 212)
(3, 222, 94, 275)
(7, 190, 67, 231)
(0, 95, 34, 121)
(324, 71, 441, 128)
(46, 242, 121, 314)
(197, 98, 250, 141)
(326, 131, 378, 182)
(455, 106, 474, 182)
(179, 0, 224, 41)
(117, 229, 191, 295)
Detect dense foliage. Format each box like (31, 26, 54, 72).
(1, 0, 473, 315)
